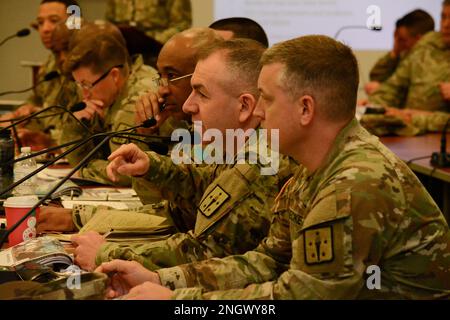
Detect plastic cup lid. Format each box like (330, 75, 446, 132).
(3, 195, 40, 208)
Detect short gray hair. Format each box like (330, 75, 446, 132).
(197, 38, 265, 97)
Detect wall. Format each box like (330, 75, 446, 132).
(0, 0, 383, 106)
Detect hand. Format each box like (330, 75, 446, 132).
(385, 107, 431, 124)
(0, 112, 16, 126)
(74, 99, 105, 121)
(357, 99, 369, 106)
(385, 107, 413, 123)
(95, 259, 160, 299)
(135, 92, 170, 134)
(37, 206, 75, 233)
(440, 83, 450, 101)
(107, 143, 150, 182)
(17, 128, 54, 151)
(392, 31, 406, 58)
(71, 231, 106, 271)
(364, 81, 381, 95)
(13, 104, 41, 118)
(121, 281, 173, 300)
(0, 105, 40, 126)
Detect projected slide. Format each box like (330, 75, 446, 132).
(214, 0, 442, 50)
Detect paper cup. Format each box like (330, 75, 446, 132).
(4, 196, 40, 246)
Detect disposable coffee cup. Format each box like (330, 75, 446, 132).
(3, 196, 40, 246)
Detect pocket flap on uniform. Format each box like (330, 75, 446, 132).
(301, 184, 351, 231)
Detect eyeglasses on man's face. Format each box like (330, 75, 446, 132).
(75, 64, 124, 91)
(153, 73, 193, 88)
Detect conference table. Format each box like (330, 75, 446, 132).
(380, 133, 450, 221)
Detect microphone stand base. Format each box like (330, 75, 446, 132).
(430, 152, 450, 168)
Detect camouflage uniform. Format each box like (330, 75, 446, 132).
(369, 32, 450, 112)
(72, 131, 295, 270)
(25, 54, 58, 107)
(360, 112, 450, 136)
(60, 55, 162, 186)
(71, 202, 174, 230)
(105, 0, 192, 44)
(22, 54, 81, 143)
(154, 119, 450, 300)
(369, 52, 401, 82)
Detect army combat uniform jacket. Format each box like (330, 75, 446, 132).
(60, 55, 162, 186)
(156, 119, 450, 300)
(369, 52, 402, 83)
(105, 0, 192, 44)
(369, 32, 450, 112)
(23, 54, 80, 142)
(86, 131, 295, 270)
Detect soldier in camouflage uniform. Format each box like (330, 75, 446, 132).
(24, 21, 81, 145)
(60, 31, 161, 186)
(367, 1, 450, 133)
(105, 0, 192, 44)
(68, 39, 295, 272)
(96, 35, 450, 300)
(0, 1, 81, 150)
(36, 28, 222, 233)
(368, 9, 434, 85)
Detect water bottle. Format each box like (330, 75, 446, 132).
(0, 128, 14, 198)
(13, 146, 37, 195)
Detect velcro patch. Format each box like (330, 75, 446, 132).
(198, 185, 230, 217)
(304, 226, 334, 265)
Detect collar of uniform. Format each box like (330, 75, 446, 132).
(37, 53, 58, 79)
(196, 127, 260, 164)
(414, 31, 449, 51)
(105, 54, 143, 121)
(130, 54, 144, 74)
(304, 117, 360, 179)
(233, 127, 265, 163)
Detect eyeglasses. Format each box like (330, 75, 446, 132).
(75, 64, 124, 91)
(153, 73, 193, 88)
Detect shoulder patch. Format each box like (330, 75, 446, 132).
(304, 226, 334, 265)
(198, 185, 230, 217)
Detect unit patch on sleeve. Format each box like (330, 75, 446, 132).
(304, 226, 334, 265)
(198, 185, 230, 217)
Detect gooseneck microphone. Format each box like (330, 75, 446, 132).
(0, 102, 90, 134)
(70, 102, 87, 113)
(143, 103, 167, 128)
(334, 25, 382, 40)
(0, 28, 30, 47)
(0, 71, 60, 97)
(0, 111, 68, 124)
(0, 120, 165, 198)
(430, 118, 450, 168)
(8, 132, 171, 167)
(0, 122, 162, 248)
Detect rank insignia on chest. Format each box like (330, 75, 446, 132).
(198, 185, 230, 217)
(304, 226, 334, 265)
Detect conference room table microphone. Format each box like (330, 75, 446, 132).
(0, 117, 169, 197)
(0, 120, 165, 248)
(0, 102, 91, 135)
(0, 70, 59, 97)
(6, 131, 171, 169)
(334, 24, 382, 40)
(430, 118, 450, 168)
(0, 28, 30, 47)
